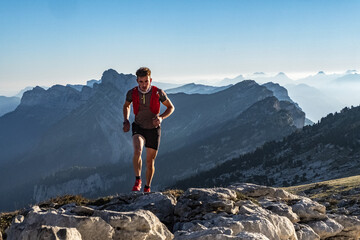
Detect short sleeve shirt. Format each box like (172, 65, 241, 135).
(126, 87, 168, 129)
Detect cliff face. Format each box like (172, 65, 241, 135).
(5, 183, 360, 240)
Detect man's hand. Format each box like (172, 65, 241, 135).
(152, 116, 163, 127)
(123, 120, 130, 132)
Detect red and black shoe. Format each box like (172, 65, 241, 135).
(132, 179, 141, 191)
(144, 185, 151, 193)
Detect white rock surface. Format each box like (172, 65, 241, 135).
(329, 214, 360, 239)
(5, 183, 360, 240)
(17, 225, 82, 240)
(235, 232, 270, 240)
(307, 217, 344, 239)
(259, 198, 300, 223)
(291, 197, 327, 221)
(95, 209, 173, 240)
(229, 183, 299, 200)
(294, 223, 320, 240)
(99, 192, 176, 226)
(236, 202, 297, 240)
(174, 187, 238, 221)
(6, 206, 173, 240)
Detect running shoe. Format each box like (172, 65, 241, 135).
(144, 186, 151, 193)
(132, 179, 141, 191)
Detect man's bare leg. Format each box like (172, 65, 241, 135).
(145, 147, 158, 187)
(132, 134, 145, 177)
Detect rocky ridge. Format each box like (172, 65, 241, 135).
(4, 183, 360, 240)
(173, 105, 360, 191)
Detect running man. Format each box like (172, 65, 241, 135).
(123, 67, 175, 192)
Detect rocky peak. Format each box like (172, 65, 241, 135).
(5, 183, 360, 239)
(279, 100, 305, 128)
(100, 69, 137, 91)
(20, 85, 84, 109)
(17, 68, 136, 110)
(225, 80, 260, 93)
(262, 82, 294, 103)
(237, 96, 304, 129)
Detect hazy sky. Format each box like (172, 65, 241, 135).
(1, 0, 359, 95)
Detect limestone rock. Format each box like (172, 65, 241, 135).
(5, 183, 360, 240)
(174, 188, 238, 221)
(229, 183, 299, 200)
(307, 217, 344, 239)
(259, 198, 300, 223)
(294, 223, 320, 240)
(291, 197, 327, 221)
(329, 214, 360, 239)
(174, 226, 234, 240)
(97, 192, 176, 227)
(174, 228, 270, 240)
(236, 202, 297, 240)
(174, 201, 297, 240)
(235, 232, 270, 240)
(6, 206, 173, 240)
(17, 225, 82, 240)
(71, 206, 95, 216)
(97, 209, 173, 240)
(6, 208, 114, 240)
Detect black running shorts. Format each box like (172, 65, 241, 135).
(132, 122, 161, 150)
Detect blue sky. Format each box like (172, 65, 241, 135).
(0, 0, 359, 95)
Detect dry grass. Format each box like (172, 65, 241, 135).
(283, 175, 360, 200)
(235, 191, 259, 205)
(38, 194, 90, 209)
(162, 189, 184, 200)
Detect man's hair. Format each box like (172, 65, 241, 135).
(136, 67, 151, 78)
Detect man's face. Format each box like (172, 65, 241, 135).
(137, 76, 152, 92)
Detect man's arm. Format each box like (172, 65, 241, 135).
(123, 101, 131, 132)
(153, 99, 175, 127)
(160, 99, 175, 120)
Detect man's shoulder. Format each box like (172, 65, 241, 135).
(127, 87, 137, 94)
(152, 86, 165, 93)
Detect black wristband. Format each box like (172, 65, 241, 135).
(123, 120, 129, 124)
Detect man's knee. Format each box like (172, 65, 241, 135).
(133, 134, 145, 156)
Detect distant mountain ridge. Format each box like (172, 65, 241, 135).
(0, 70, 304, 211)
(166, 83, 232, 94)
(155, 96, 304, 189)
(173, 105, 360, 190)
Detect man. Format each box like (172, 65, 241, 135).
(123, 67, 175, 192)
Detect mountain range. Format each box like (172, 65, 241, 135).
(173, 104, 360, 190)
(1, 68, 358, 212)
(0, 69, 304, 211)
(1, 70, 357, 122)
